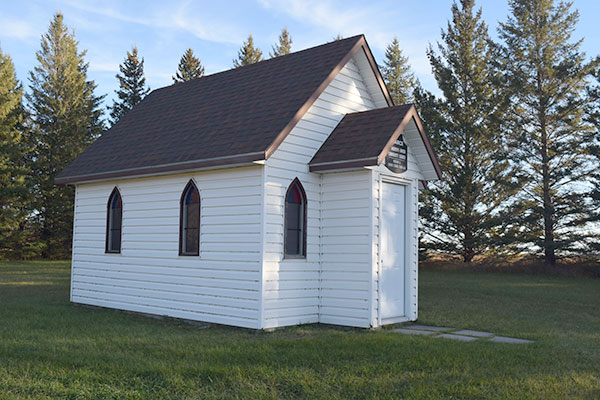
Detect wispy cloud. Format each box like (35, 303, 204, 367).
(63, 0, 246, 45)
(257, 0, 394, 48)
(63, 0, 165, 28)
(87, 60, 120, 73)
(257, 0, 433, 75)
(0, 17, 38, 41)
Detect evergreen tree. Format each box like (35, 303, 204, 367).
(270, 28, 292, 58)
(233, 35, 263, 67)
(498, 0, 596, 265)
(417, 0, 517, 262)
(413, 82, 444, 138)
(382, 37, 416, 104)
(26, 13, 105, 259)
(586, 59, 600, 252)
(173, 48, 205, 83)
(109, 46, 149, 124)
(0, 48, 29, 259)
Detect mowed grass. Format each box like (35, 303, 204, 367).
(0, 261, 599, 399)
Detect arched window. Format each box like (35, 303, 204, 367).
(284, 178, 307, 258)
(180, 180, 200, 256)
(106, 187, 122, 253)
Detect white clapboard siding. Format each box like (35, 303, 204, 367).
(71, 166, 264, 329)
(371, 171, 380, 326)
(403, 119, 435, 180)
(262, 55, 377, 329)
(320, 171, 373, 328)
(407, 178, 419, 320)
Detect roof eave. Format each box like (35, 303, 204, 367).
(55, 151, 266, 185)
(309, 156, 379, 173)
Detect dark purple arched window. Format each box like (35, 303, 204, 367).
(180, 180, 200, 256)
(284, 178, 307, 257)
(106, 188, 122, 253)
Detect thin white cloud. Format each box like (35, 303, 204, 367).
(88, 61, 120, 73)
(62, 0, 163, 28)
(62, 0, 246, 45)
(257, 0, 400, 48)
(168, 1, 246, 45)
(257, 0, 434, 75)
(259, 0, 367, 34)
(0, 17, 38, 41)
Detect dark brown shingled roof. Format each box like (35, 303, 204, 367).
(309, 104, 442, 178)
(57, 35, 391, 184)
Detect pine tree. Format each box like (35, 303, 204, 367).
(233, 35, 263, 67)
(0, 48, 29, 259)
(498, 0, 596, 265)
(382, 37, 416, 104)
(417, 0, 517, 262)
(173, 48, 205, 83)
(26, 13, 105, 259)
(109, 46, 149, 124)
(270, 28, 292, 58)
(586, 59, 600, 252)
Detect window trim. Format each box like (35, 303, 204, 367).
(179, 180, 201, 256)
(283, 178, 307, 259)
(105, 187, 122, 254)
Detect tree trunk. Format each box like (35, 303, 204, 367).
(540, 113, 556, 266)
(462, 240, 475, 263)
(536, 49, 556, 266)
(462, 204, 475, 263)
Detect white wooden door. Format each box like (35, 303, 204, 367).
(380, 182, 406, 320)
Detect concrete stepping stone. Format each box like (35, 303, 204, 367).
(391, 324, 535, 344)
(489, 336, 535, 344)
(437, 333, 479, 342)
(454, 329, 495, 338)
(392, 328, 435, 335)
(406, 324, 454, 332)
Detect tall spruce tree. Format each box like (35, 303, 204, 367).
(233, 35, 263, 67)
(417, 0, 516, 262)
(270, 28, 292, 58)
(382, 37, 416, 104)
(26, 13, 105, 258)
(498, 0, 596, 265)
(109, 46, 149, 124)
(586, 59, 600, 251)
(0, 48, 29, 259)
(173, 48, 205, 83)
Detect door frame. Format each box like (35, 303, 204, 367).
(377, 174, 412, 326)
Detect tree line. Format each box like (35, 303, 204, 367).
(0, 0, 599, 265)
(399, 0, 599, 265)
(0, 17, 292, 259)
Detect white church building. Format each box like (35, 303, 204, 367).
(56, 35, 442, 329)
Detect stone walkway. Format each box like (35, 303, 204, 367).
(392, 324, 535, 344)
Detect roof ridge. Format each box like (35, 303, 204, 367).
(151, 34, 365, 94)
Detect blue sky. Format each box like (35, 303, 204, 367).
(2, 0, 599, 109)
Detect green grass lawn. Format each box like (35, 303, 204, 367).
(0, 261, 599, 399)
